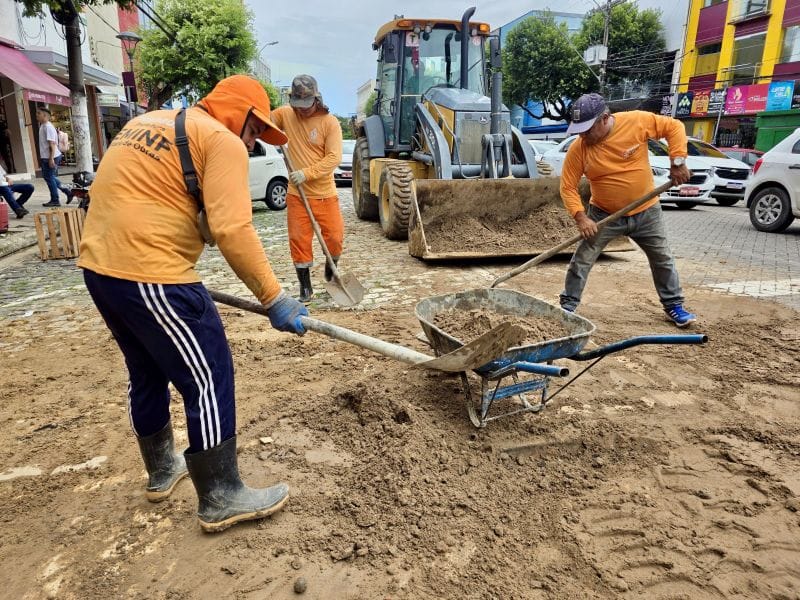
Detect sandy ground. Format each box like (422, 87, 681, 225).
(1, 265, 799, 600)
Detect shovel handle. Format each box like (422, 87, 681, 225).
(491, 181, 673, 288)
(208, 289, 433, 366)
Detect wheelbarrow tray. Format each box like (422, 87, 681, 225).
(415, 289, 596, 375)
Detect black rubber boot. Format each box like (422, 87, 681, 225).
(296, 267, 313, 302)
(324, 257, 340, 282)
(136, 422, 188, 502)
(184, 436, 289, 533)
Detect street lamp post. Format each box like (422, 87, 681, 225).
(116, 31, 142, 122)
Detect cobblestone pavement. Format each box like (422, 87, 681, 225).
(1, 189, 798, 326)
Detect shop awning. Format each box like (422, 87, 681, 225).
(0, 43, 70, 106)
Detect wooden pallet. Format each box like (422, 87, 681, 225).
(34, 208, 86, 260)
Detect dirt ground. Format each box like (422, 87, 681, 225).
(1, 266, 799, 599)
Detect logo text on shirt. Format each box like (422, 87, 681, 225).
(621, 143, 640, 160)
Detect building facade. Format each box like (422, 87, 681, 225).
(356, 79, 375, 120)
(0, 0, 122, 176)
(677, 0, 800, 148)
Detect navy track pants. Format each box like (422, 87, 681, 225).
(83, 269, 235, 453)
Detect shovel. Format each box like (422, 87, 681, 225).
(281, 146, 366, 307)
(491, 181, 673, 288)
(209, 289, 525, 372)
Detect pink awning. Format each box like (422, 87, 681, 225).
(0, 43, 70, 106)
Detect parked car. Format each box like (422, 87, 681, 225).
(719, 147, 764, 167)
(540, 136, 713, 208)
(526, 139, 558, 176)
(335, 139, 356, 186)
(744, 127, 800, 233)
(684, 138, 752, 206)
(249, 140, 288, 210)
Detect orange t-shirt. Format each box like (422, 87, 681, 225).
(77, 107, 282, 305)
(271, 106, 342, 199)
(560, 111, 688, 217)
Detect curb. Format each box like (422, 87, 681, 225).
(0, 231, 39, 259)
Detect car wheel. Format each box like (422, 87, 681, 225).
(675, 203, 697, 210)
(715, 197, 739, 207)
(749, 187, 794, 232)
(265, 179, 287, 211)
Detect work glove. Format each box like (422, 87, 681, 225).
(289, 170, 307, 186)
(265, 291, 308, 335)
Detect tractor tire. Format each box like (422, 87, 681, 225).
(378, 162, 414, 240)
(352, 137, 378, 221)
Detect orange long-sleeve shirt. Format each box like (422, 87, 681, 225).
(78, 106, 282, 305)
(271, 106, 342, 199)
(560, 111, 688, 217)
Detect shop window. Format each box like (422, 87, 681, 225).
(703, 0, 725, 6)
(780, 26, 800, 64)
(728, 33, 766, 84)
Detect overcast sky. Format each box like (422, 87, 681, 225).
(246, 0, 688, 116)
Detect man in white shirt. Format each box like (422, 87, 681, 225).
(37, 107, 72, 207)
(0, 164, 34, 218)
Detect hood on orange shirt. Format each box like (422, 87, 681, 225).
(198, 75, 288, 146)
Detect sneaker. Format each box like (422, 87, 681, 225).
(665, 305, 696, 328)
(42, 201, 61, 208)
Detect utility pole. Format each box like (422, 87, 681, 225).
(597, 0, 626, 96)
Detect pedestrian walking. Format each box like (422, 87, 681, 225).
(36, 108, 72, 207)
(558, 93, 697, 327)
(271, 75, 344, 302)
(78, 75, 308, 533)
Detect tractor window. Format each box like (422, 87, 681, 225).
(376, 40, 399, 147)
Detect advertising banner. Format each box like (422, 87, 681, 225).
(675, 92, 693, 118)
(725, 85, 746, 114)
(690, 90, 710, 117)
(766, 81, 794, 111)
(707, 88, 726, 114)
(744, 83, 769, 113)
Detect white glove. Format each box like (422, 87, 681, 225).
(289, 170, 307, 186)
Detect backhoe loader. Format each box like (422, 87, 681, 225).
(352, 7, 631, 260)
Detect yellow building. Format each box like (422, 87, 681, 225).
(677, 0, 800, 147)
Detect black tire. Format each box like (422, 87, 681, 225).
(378, 162, 414, 240)
(265, 179, 287, 211)
(352, 137, 378, 220)
(675, 203, 697, 210)
(715, 197, 740, 207)
(749, 187, 794, 232)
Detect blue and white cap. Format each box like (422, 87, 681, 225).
(566, 93, 607, 135)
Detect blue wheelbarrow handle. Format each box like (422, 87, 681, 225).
(571, 334, 708, 361)
(487, 361, 570, 379)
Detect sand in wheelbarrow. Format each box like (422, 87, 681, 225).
(433, 307, 570, 346)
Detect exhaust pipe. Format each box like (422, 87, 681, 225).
(489, 36, 502, 135)
(460, 6, 476, 90)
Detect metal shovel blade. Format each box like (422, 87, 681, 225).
(324, 271, 366, 307)
(416, 322, 527, 372)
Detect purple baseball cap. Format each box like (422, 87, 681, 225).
(566, 93, 607, 135)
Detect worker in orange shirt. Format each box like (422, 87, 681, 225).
(559, 93, 697, 327)
(271, 75, 344, 302)
(78, 75, 308, 533)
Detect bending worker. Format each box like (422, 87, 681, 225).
(78, 75, 308, 533)
(271, 74, 344, 302)
(559, 93, 697, 328)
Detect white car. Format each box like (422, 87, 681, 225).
(685, 138, 752, 206)
(249, 140, 288, 210)
(744, 127, 800, 233)
(527, 139, 558, 176)
(335, 139, 355, 186)
(541, 135, 713, 208)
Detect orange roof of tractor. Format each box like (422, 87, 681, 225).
(373, 19, 491, 46)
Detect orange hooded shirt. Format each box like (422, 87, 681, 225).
(78, 76, 286, 305)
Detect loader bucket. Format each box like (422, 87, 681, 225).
(408, 177, 634, 261)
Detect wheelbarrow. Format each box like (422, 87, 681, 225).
(415, 289, 708, 427)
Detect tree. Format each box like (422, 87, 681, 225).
(137, 0, 256, 110)
(502, 13, 597, 122)
(16, 0, 136, 173)
(336, 115, 355, 139)
(575, 3, 666, 88)
(258, 79, 282, 110)
(364, 91, 377, 117)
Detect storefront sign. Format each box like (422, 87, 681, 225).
(675, 92, 693, 118)
(690, 91, 710, 117)
(97, 93, 120, 107)
(23, 89, 70, 106)
(660, 94, 673, 116)
(766, 81, 794, 111)
(725, 85, 747, 114)
(707, 88, 726, 114)
(745, 83, 769, 113)
(793, 81, 800, 110)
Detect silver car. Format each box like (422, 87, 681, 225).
(335, 139, 356, 186)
